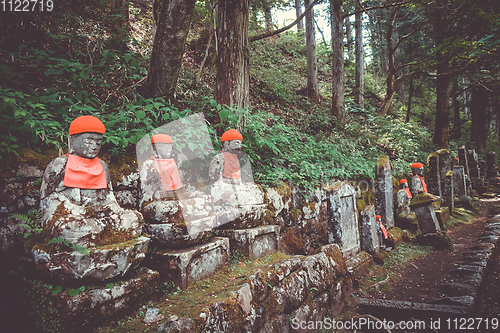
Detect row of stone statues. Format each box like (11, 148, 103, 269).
(35, 115, 263, 283)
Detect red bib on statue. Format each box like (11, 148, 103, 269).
(222, 152, 241, 179)
(153, 157, 183, 191)
(63, 154, 107, 189)
(404, 188, 412, 199)
(418, 175, 428, 193)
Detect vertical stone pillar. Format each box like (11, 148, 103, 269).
(374, 156, 394, 229)
(479, 159, 486, 177)
(442, 171, 454, 214)
(468, 149, 480, 178)
(458, 146, 469, 177)
(427, 152, 441, 198)
(438, 149, 452, 200)
(486, 152, 497, 178)
(453, 166, 467, 200)
(360, 205, 380, 254)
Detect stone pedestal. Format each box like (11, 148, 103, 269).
(410, 193, 441, 234)
(143, 237, 230, 289)
(32, 236, 150, 283)
(427, 153, 441, 198)
(360, 205, 381, 254)
(327, 182, 360, 257)
(217, 225, 279, 259)
(374, 156, 394, 229)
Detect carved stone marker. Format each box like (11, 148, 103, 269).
(486, 152, 498, 178)
(453, 166, 469, 203)
(36, 115, 148, 282)
(138, 134, 215, 249)
(374, 156, 394, 229)
(426, 153, 441, 198)
(458, 145, 470, 177)
(327, 183, 360, 257)
(360, 206, 381, 254)
(442, 170, 454, 215)
(410, 192, 441, 234)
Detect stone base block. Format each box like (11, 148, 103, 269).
(143, 237, 230, 289)
(435, 207, 450, 229)
(217, 225, 280, 259)
(385, 227, 404, 249)
(1, 267, 159, 333)
(346, 251, 373, 279)
(214, 204, 267, 229)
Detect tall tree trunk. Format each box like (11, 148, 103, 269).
(433, 63, 451, 148)
(142, 0, 196, 99)
(295, 0, 304, 34)
(377, 6, 398, 116)
(461, 76, 469, 117)
(305, 0, 318, 102)
(405, 72, 413, 123)
(377, 15, 388, 74)
(263, 0, 273, 32)
(354, 0, 364, 108)
(216, 0, 250, 109)
(369, 15, 377, 68)
(345, 16, 353, 59)
(452, 78, 461, 139)
(470, 86, 490, 153)
(331, 0, 344, 121)
(393, 20, 405, 103)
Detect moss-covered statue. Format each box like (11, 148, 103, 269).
(36, 115, 149, 282)
(395, 179, 417, 229)
(138, 134, 215, 248)
(208, 129, 265, 229)
(410, 162, 428, 198)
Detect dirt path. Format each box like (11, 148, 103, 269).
(357, 199, 494, 303)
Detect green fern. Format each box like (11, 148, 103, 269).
(10, 209, 43, 239)
(47, 237, 90, 256)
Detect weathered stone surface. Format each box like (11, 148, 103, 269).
(0, 216, 29, 257)
(17, 164, 44, 178)
(0, 182, 25, 213)
(265, 184, 293, 217)
(218, 225, 279, 259)
(458, 146, 470, 177)
(374, 156, 394, 228)
(143, 237, 229, 289)
(435, 207, 450, 229)
(430, 296, 474, 308)
(410, 192, 441, 234)
(143, 308, 164, 325)
(345, 251, 373, 278)
(385, 227, 403, 248)
(214, 203, 267, 229)
(114, 190, 137, 209)
(5, 267, 159, 333)
(453, 166, 470, 204)
(395, 189, 416, 229)
(327, 183, 360, 257)
(360, 205, 381, 254)
(426, 153, 441, 197)
(442, 170, 454, 214)
(467, 149, 481, 179)
(439, 282, 477, 297)
(32, 236, 150, 282)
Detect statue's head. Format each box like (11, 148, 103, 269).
(411, 162, 424, 176)
(68, 115, 106, 159)
(221, 129, 242, 153)
(151, 134, 173, 159)
(399, 179, 409, 189)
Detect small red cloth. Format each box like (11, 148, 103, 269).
(404, 188, 412, 199)
(417, 175, 428, 193)
(153, 157, 183, 191)
(222, 152, 241, 179)
(377, 220, 388, 239)
(63, 154, 107, 189)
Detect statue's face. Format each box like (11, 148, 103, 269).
(153, 143, 173, 159)
(412, 167, 424, 176)
(401, 182, 409, 189)
(71, 132, 103, 159)
(222, 139, 242, 153)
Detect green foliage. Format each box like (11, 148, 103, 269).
(46, 237, 90, 256)
(11, 209, 43, 238)
(67, 286, 86, 297)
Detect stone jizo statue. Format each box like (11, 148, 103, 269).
(396, 179, 417, 229)
(40, 115, 143, 247)
(410, 162, 428, 198)
(139, 134, 215, 248)
(36, 115, 148, 281)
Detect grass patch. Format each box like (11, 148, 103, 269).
(383, 242, 433, 269)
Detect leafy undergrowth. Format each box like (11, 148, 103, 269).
(97, 251, 292, 333)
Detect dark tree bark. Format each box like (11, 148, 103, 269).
(263, 0, 273, 32)
(470, 86, 490, 153)
(393, 20, 405, 102)
(295, 0, 304, 33)
(345, 16, 353, 59)
(216, 0, 250, 109)
(331, 0, 345, 121)
(452, 78, 461, 139)
(354, 0, 364, 108)
(377, 6, 398, 116)
(305, 0, 319, 101)
(142, 0, 196, 99)
(377, 17, 388, 74)
(405, 72, 413, 123)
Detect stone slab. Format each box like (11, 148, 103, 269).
(143, 237, 230, 289)
(434, 207, 450, 229)
(217, 225, 279, 259)
(345, 251, 373, 279)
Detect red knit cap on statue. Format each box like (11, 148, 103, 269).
(411, 162, 424, 169)
(221, 129, 243, 142)
(151, 134, 173, 144)
(400, 179, 408, 184)
(69, 115, 106, 136)
(376, 215, 381, 220)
